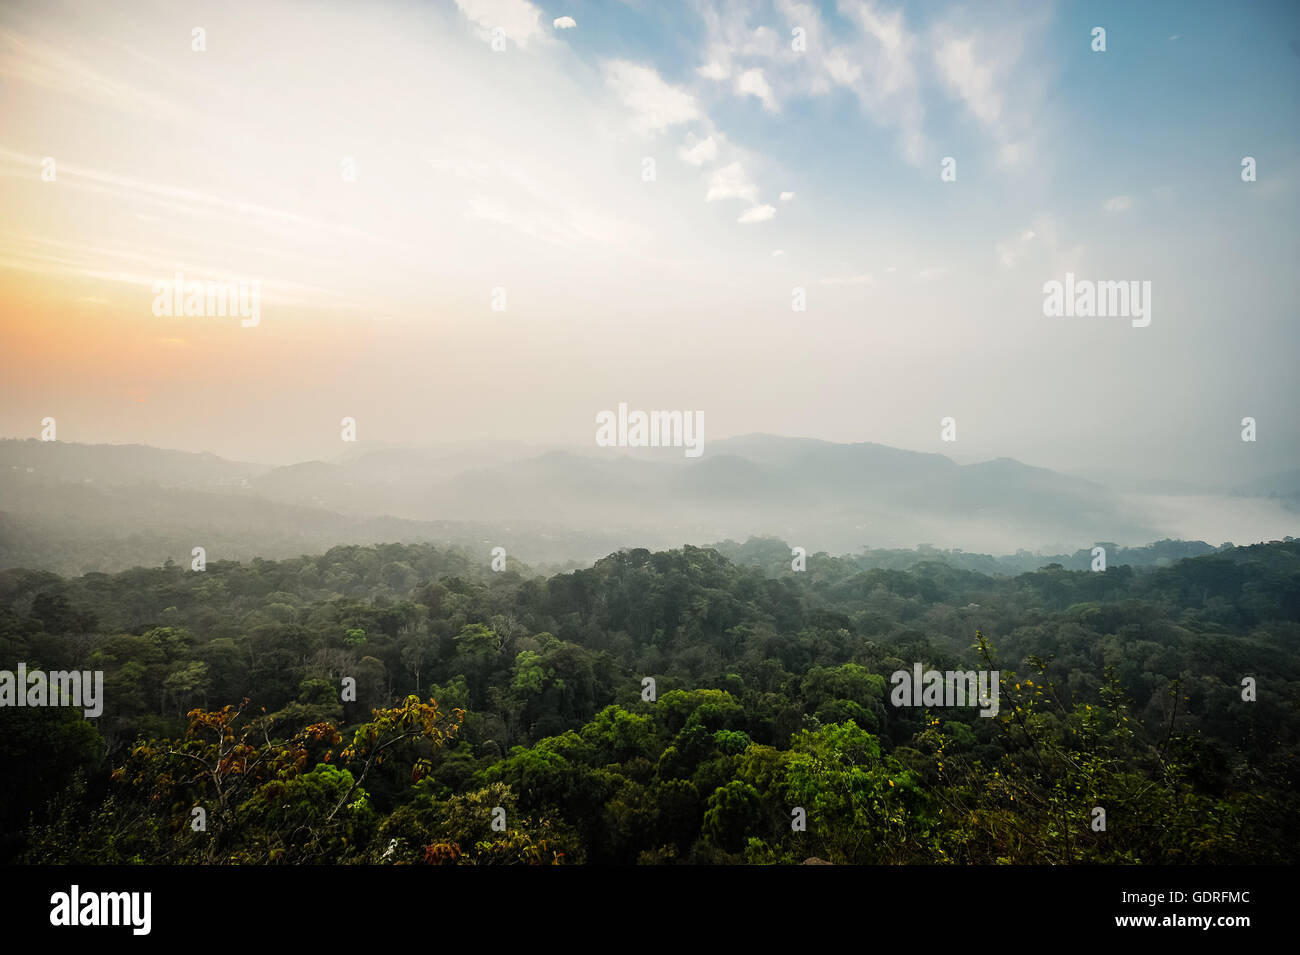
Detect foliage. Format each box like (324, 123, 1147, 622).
(1, 538, 1296, 864)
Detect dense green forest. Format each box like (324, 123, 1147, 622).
(1, 539, 1297, 864)
(712, 535, 1240, 575)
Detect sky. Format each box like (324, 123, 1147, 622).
(0, 0, 1297, 485)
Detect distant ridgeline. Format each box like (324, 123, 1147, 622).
(708, 536, 1264, 575)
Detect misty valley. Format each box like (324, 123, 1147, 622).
(1, 513, 1296, 865)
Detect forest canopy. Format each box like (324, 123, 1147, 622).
(1, 538, 1296, 864)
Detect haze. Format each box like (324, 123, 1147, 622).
(1, 0, 1298, 490)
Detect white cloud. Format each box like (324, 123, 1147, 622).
(738, 204, 775, 223)
(772, 249, 784, 256)
(705, 161, 758, 202)
(553, 16, 576, 29)
(824, 50, 863, 86)
(1102, 195, 1132, 212)
(678, 135, 719, 166)
(850, 3, 912, 89)
(935, 35, 1001, 125)
(780, 0, 929, 165)
(695, 10, 782, 74)
(690, 1, 1051, 173)
(604, 60, 701, 134)
(736, 68, 778, 112)
(454, 0, 547, 48)
(928, 13, 1051, 171)
(779, 191, 795, 201)
(698, 60, 730, 80)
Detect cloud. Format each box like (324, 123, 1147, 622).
(0, 146, 366, 242)
(736, 68, 778, 112)
(678, 135, 719, 166)
(454, 0, 548, 48)
(772, 249, 784, 256)
(823, 49, 864, 86)
(738, 204, 775, 223)
(460, 155, 630, 247)
(694, 0, 929, 165)
(779, 191, 795, 201)
(698, 59, 730, 80)
(695, 8, 782, 77)
(604, 60, 701, 134)
(995, 228, 1035, 267)
(0, 28, 191, 126)
(835, 1, 928, 162)
(1102, 195, 1132, 212)
(928, 12, 1051, 171)
(690, 1, 1050, 173)
(994, 220, 1082, 275)
(935, 35, 1001, 126)
(553, 16, 576, 29)
(705, 161, 758, 202)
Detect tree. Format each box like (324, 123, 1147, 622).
(111, 695, 462, 863)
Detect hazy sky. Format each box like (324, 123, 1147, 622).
(1, 0, 1297, 484)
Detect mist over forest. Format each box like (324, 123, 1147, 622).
(2, 437, 1296, 576)
(2, 436, 1297, 869)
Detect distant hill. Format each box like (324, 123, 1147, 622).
(0, 438, 263, 487)
(708, 534, 1236, 576)
(412, 433, 1158, 553)
(1, 435, 1294, 573)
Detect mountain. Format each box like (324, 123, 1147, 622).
(414, 434, 1149, 553)
(0, 438, 264, 487)
(3, 435, 1293, 574)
